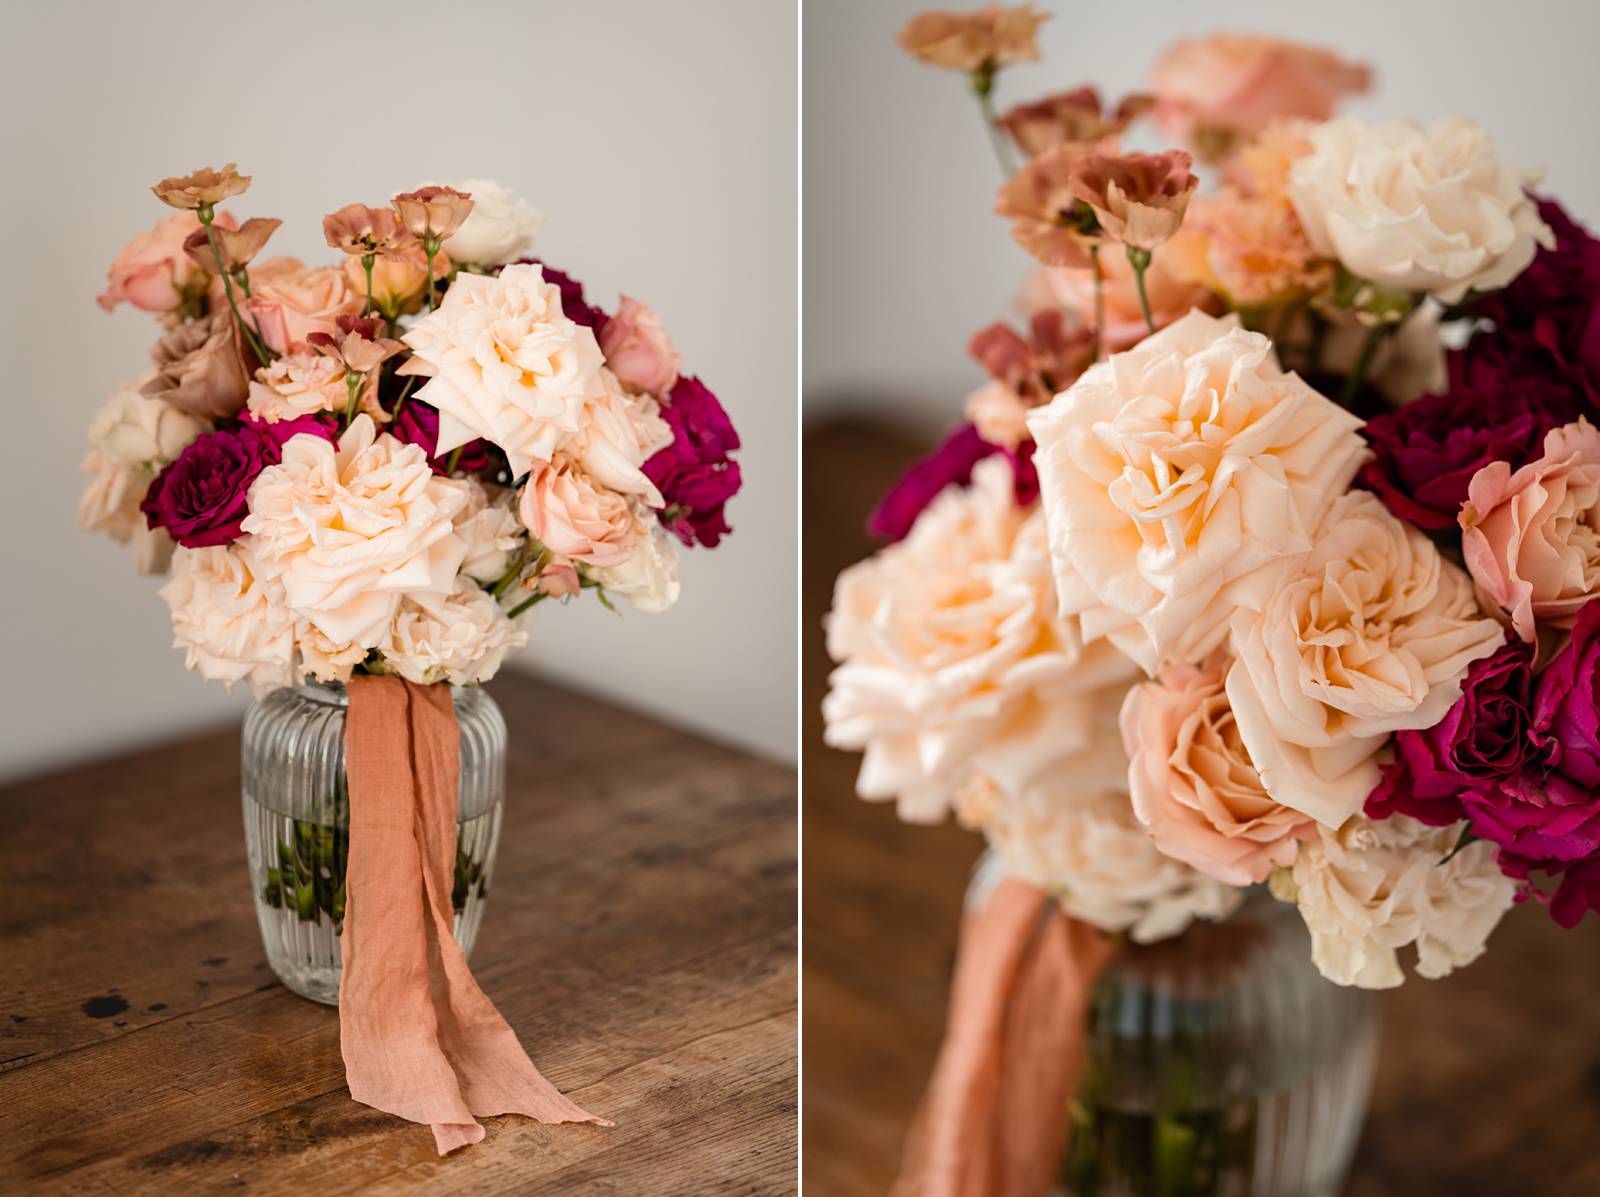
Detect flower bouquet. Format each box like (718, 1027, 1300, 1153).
(85, 165, 742, 1151)
(824, 8, 1600, 1194)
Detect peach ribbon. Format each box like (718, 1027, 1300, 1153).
(341, 674, 610, 1154)
(893, 878, 1117, 1197)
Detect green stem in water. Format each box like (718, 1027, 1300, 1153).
(1340, 323, 1387, 407)
(361, 254, 376, 317)
(1090, 244, 1105, 362)
(1127, 245, 1156, 336)
(199, 207, 272, 366)
(969, 64, 1015, 177)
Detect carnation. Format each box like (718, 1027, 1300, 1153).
(380, 577, 527, 687)
(247, 352, 352, 425)
(644, 375, 743, 548)
(159, 543, 296, 696)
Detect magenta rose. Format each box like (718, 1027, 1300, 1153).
(513, 258, 607, 333)
(866, 424, 1038, 542)
(1549, 857, 1600, 928)
(643, 375, 742, 548)
(141, 415, 335, 548)
(390, 399, 491, 476)
(1532, 599, 1600, 789)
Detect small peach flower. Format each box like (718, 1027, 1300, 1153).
(182, 216, 281, 274)
(152, 164, 250, 210)
(392, 186, 475, 241)
(1164, 190, 1331, 308)
(321, 203, 416, 260)
(306, 314, 406, 376)
(997, 87, 1151, 158)
(994, 142, 1101, 267)
(1068, 150, 1197, 251)
(896, 4, 1048, 71)
(341, 244, 448, 320)
(246, 351, 350, 424)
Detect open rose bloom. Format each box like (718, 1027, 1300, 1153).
(827, 15, 1599, 993)
(86, 168, 742, 696)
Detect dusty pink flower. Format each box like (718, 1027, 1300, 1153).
(996, 87, 1151, 158)
(142, 311, 250, 420)
(321, 203, 416, 260)
(1068, 150, 1197, 251)
(392, 186, 475, 241)
(235, 257, 365, 355)
(151, 163, 250, 210)
(896, 4, 1047, 71)
(306, 314, 406, 375)
(518, 457, 633, 567)
(1461, 419, 1600, 642)
(598, 295, 681, 398)
(98, 212, 214, 316)
(994, 143, 1101, 267)
(530, 560, 581, 599)
(181, 216, 280, 275)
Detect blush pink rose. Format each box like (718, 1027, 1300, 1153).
(1461, 419, 1600, 642)
(1122, 659, 1316, 886)
(98, 212, 231, 315)
(518, 458, 633, 567)
(1150, 34, 1370, 149)
(235, 257, 364, 355)
(598, 295, 680, 398)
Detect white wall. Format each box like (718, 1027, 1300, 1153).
(0, 0, 797, 781)
(804, 0, 1600, 427)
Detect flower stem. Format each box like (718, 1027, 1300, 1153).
(391, 374, 417, 418)
(969, 65, 1015, 177)
(506, 591, 547, 620)
(1340, 323, 1387, 407)
(1090, 245, 1105, 361)
(361, 254, 375, 317)
(443, 445, 462, 475)
(200, 208, 272, 366)
(424, 240, 438, 314)
(1127, 245, 1156, 336)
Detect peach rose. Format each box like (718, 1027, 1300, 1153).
(98, 212, 213, 316)
(565, 370, 671, 500)
(1460, 419, 1600, 642)
(158, 543, 295, 696)
(1121, 659, 1315, 886)
(518, 457, 633, 567)
(1150, 34, 1370, 150)
(1227, 491, 1505, 827)
(296, 622, 366, 685)
(236, 257, 364, 355)
(1032, 243, 1212, 352)
(246, 351, 350, 424)
(1025, 310, 1368, 673)
(599, 296, 680, 398)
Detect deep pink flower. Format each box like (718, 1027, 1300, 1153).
(643, 375, 742, 548)
(390, 399, 491, 476)
(1549, 857, 1600, 928)
(866, 425, 1038, 542)
(1532, 599, 1600, 789)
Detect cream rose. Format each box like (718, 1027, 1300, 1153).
(1274, 814, 1516, 989)
(1288, 117, 1552, 303)
(296, 622, 366, 685)
(400, 263, 605, 476)
(429, 178, 543, 266)
(246, 351, 351, 424)
(1460, 419, 1600, 642)
(77, 448, 175, 574)
(240, 415, 469, 647)
(1026, 309, 1368, 673)
(1227, 491, 1505, 826)
(587, 509, 682, 612)
(958, 774, 1243, 944)
(159, 544, 296, 696)
(381, 577, 528, 687)
(564, 370, 672, 500)
(518, 457, 634, 568)
(1121, 659, 1315, 886)
(824, 457, 1139, 822)
(455, 479, 526, 584)
(88, 380, 203, 470)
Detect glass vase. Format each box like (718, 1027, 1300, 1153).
(240, 680, 507, 1005)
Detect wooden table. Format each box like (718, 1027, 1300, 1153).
(0, 673, 797, 1195)
(803, 416, 1600, 1197)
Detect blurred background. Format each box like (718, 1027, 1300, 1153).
(0, 0, 797, 781)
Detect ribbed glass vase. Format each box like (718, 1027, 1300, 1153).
(240, 681, 507, 1005)
(1062, 890, 1378, 1197)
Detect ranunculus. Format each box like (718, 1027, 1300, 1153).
(1033, 243, 1213, 352)
(1227, 491, 1505, 826)
(158, 543, 295, 696)
(1460, 419, 1600, 641)
(996, 87, 1147, 159)
(236, 257, 364, 356)
(957, 774, 1242, 944)
(246, 351, 351, 425)
(240, 415, 469, 647)
(88, 380, 203, 470)
(1026, 309, 1368, 673)
(388, 399, 492, 476)
(598, 295, 680, 398)
(455, 479, 525, 583)
(1288, 117, 1552, 303)
(399, 263, 605, 476)
(1359, 359, 1585, 532)
(1122, 658, 1315, 886)
(143, 311, 251, 420)
(429, 179, 543, 266)
(516, 259, 608, 332)
(380, 577, 527, 687)
(518, 457, 633, 567)
(587, 509, 681, 612)
(142, 417, 333, 548)
(825, 458, 1139, 821)
(1150, 35, 1370, 150)
(1068, 150, 1197, 251)
(643, 375, 742, 548)
(1273, 814, 1516, 989)
(895, 4, 1047, 71)
(98, 212, 209, 316)
(1365, 641, 1531, 828)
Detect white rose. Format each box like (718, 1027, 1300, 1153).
(824, 457, 1139, 821)
(1026, 309, 1368, 673)
(455, 479, 526, 584)
(958, 774, 1243, 944)
(77, 448, 175, 574)
(241, 415, 469, 648)
(1226, 491, 1505, 827)
(88, 380, 203, 470)
(430, 178, 544, 267)
(588, 507, 682, 612)
(381, 576, 528, 687)
(401, 263, 605, 477)
(1288, 117, 1552, 303)
(1275, 814, 1516, 989)
(159, 544, 296, 696)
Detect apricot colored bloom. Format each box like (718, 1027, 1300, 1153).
(994, 143, 1100, 268)
(996, 87, 1150, 158)
(1069, 150, 1197, 251)
(159, 543, 295, 696)
(1033, 245, 1213, 353)
(246, 351, 350, 424)
(896, 4, 1047, 71)
(1165, 191, 1331, 307)
(98, 212, 210, 316)
(182, 217, 281, 275)
(152, 163, 250, 210)
(236, 257, 364, 356)
(343, 244, 449, 320)
(322, 203, 416, 260)
(392, 186, 475, 240)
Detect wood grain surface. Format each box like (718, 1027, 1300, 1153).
(0, 672, 796, 1195)
(802, 416, 1600, 1197)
